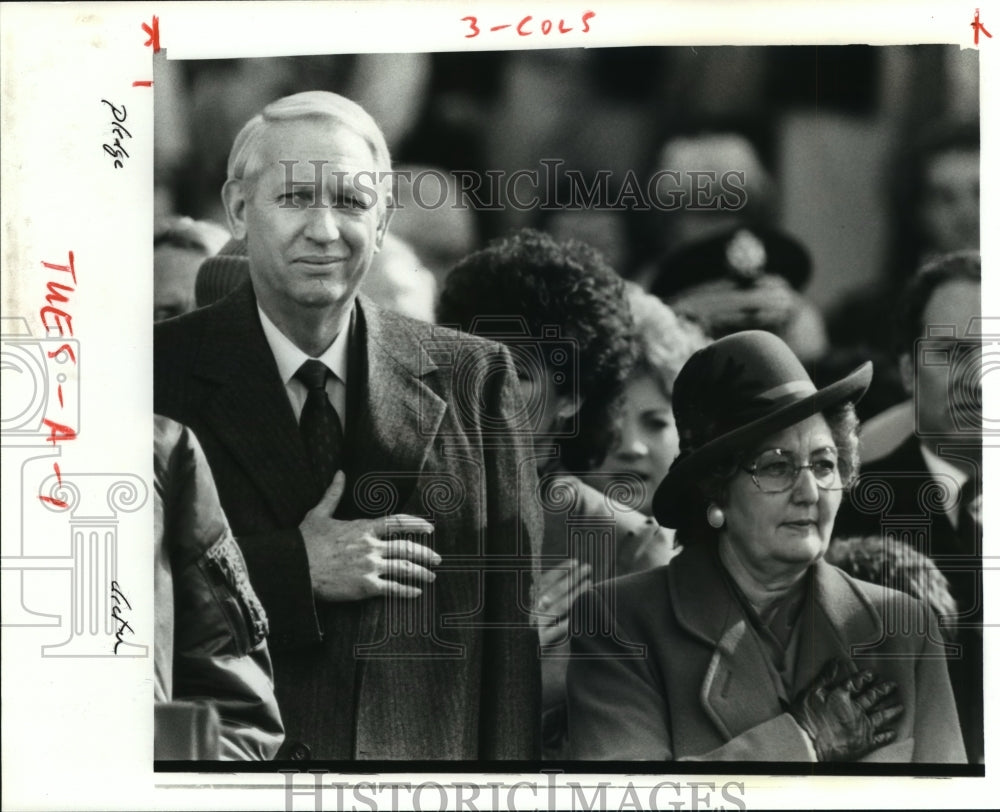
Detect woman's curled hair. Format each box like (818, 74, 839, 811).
(438, 228, 636, 470)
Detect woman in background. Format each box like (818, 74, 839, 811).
(590, 284, 708, 524)
(438, 230, 670, 756)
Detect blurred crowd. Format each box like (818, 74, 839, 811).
(155, 45, 979, 419)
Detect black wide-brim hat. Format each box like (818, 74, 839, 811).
(652, 330, 872, 528)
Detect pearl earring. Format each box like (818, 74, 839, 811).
(706, 504, 725, 529)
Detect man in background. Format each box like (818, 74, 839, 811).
(154, 216, 230, 321)
(834, 251, 983, 763)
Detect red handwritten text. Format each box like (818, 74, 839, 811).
(462, 10, 595, 38)
(972, 8, 992, 45)
(39, 462, 69, 509)
(42, 418, 77, 447)
(142, 16, 161, 52)
(133, 18, 159, 93)
(47, 343, 76, 364)
(40, 252, 76, 336)
(37, 252, 79, 510)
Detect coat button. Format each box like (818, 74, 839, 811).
(288, 742, 311, 761)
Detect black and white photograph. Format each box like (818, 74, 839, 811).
(150, 41, 983, 768)
(2, 2, 995, 809)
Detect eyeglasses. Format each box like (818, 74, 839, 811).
(741, 447, 844, 493)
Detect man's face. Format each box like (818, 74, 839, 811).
(224, 119, 389, 322)
(921, 148, 980, 254)
(906, 279, 982, 440)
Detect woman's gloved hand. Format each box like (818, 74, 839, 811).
(790, 658, 904, 761)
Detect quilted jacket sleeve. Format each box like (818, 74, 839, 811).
(155, 416, 284, 760)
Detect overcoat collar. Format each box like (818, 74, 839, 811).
(667, 542, 883, 741)
(190, 280, 446, 523)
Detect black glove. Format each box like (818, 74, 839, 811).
(790, 658, 903, 762)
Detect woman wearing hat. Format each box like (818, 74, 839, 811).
(565, 330, 965, 762)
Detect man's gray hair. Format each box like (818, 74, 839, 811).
(227, 90, 393, 210)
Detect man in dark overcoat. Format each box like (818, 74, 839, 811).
(155, 91, 541, 760)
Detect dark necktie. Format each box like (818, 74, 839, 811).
(294, 359, 344, 489)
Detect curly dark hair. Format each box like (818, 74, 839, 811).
(674, 402, 861, 547)
(437, 228, 636, 470)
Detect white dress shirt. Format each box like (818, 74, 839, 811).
(257, 305, 349, 428)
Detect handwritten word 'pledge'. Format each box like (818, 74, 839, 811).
(462, 11, 595, 38)
(101, 100, 131, 169)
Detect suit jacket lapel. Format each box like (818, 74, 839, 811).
(337, 299, 448, 660)
(670, 546, 882, 740)
(881, 436, 967, 558)
(192, 281, 317, 525)
(934, 440, 982, 557)
(344, 297, 447, 518)
(191, 289, 449, 661)
(669, 544, 784, 740)
(791, 560, 878, 692)
(190, 290, 449, 525)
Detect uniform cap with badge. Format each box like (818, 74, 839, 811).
(649, 225, 828, 362)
